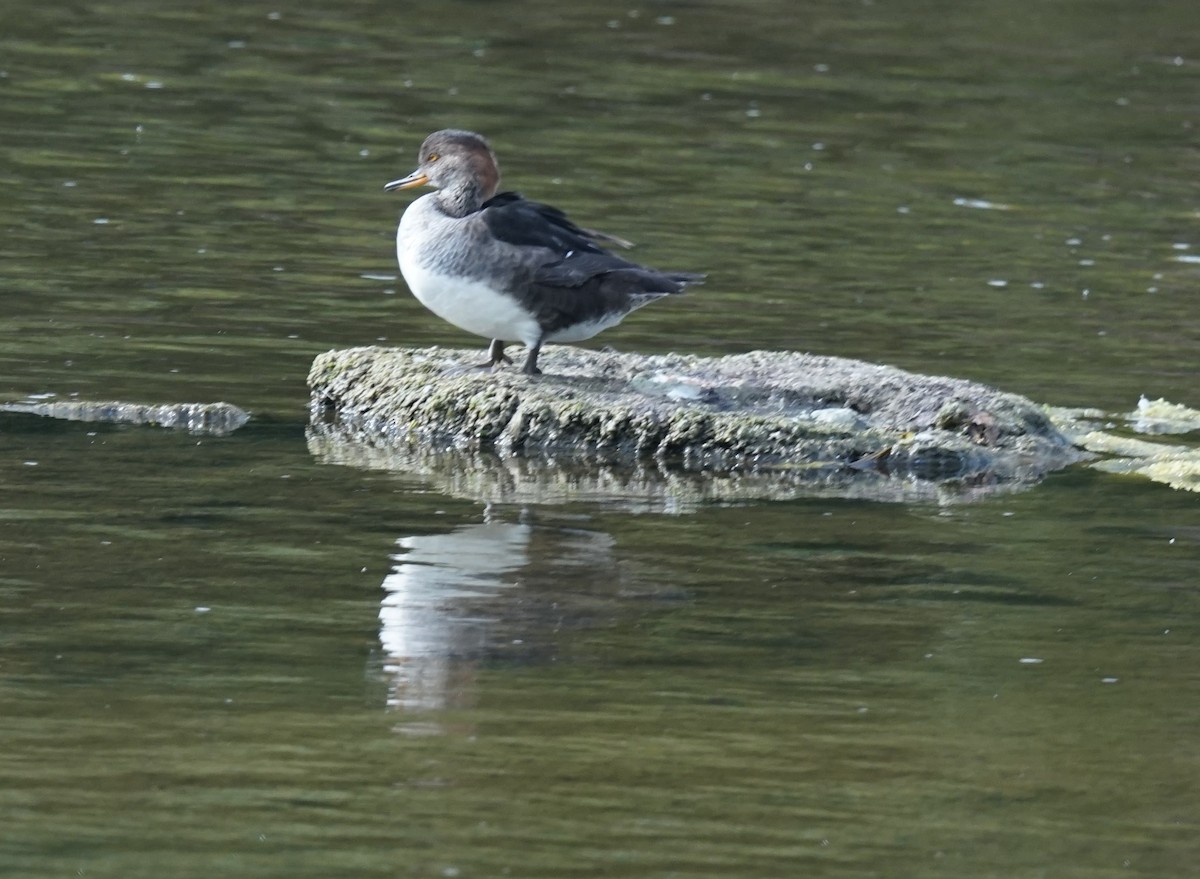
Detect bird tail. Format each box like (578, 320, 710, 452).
(667, 272, 706, 292)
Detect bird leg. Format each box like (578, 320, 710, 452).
(521, 340, 543, 376)
(472, 339, 513, 370)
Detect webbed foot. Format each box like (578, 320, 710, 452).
(472, 339, 514, 371)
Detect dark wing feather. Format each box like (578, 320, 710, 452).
(481, 192, 607, 256)
(534, 252, 704, 291)
(483, 191, 689, 286)
(481, 191, 704, 336)
(527, 263, 703, 336)
(533, 251, 632, 287)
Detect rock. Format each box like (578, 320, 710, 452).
(0, 400, 250, 435)
(307, 346, 1083, 502)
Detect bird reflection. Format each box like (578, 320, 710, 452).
(378, 509, 616, 729)
(380, 519, 529, 715)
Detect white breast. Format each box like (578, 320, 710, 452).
(397, 202, 541, 346)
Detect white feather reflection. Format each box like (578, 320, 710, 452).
(380, 520, 530, 712)
(378, 513, 622, 725)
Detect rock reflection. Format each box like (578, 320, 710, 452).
(307, 422, 1038, 508)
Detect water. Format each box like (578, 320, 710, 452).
(2, 1, 1199, 876)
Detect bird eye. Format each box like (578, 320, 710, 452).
(427, 152, 440, 162)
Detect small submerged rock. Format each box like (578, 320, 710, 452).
(0, 399, 250, 436)
(1130, 396, 1200, 436)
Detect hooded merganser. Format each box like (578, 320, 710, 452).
(384, 129, 703, 375)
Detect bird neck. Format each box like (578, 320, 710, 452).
(435, 179, 488, 218)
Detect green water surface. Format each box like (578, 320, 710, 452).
(1, 1, 1198, 877)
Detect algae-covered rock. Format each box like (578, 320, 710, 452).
(1046, 405, 1200, 494)
(308, 346, 1082, 494)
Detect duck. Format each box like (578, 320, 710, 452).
(383, 129, 703, 375)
